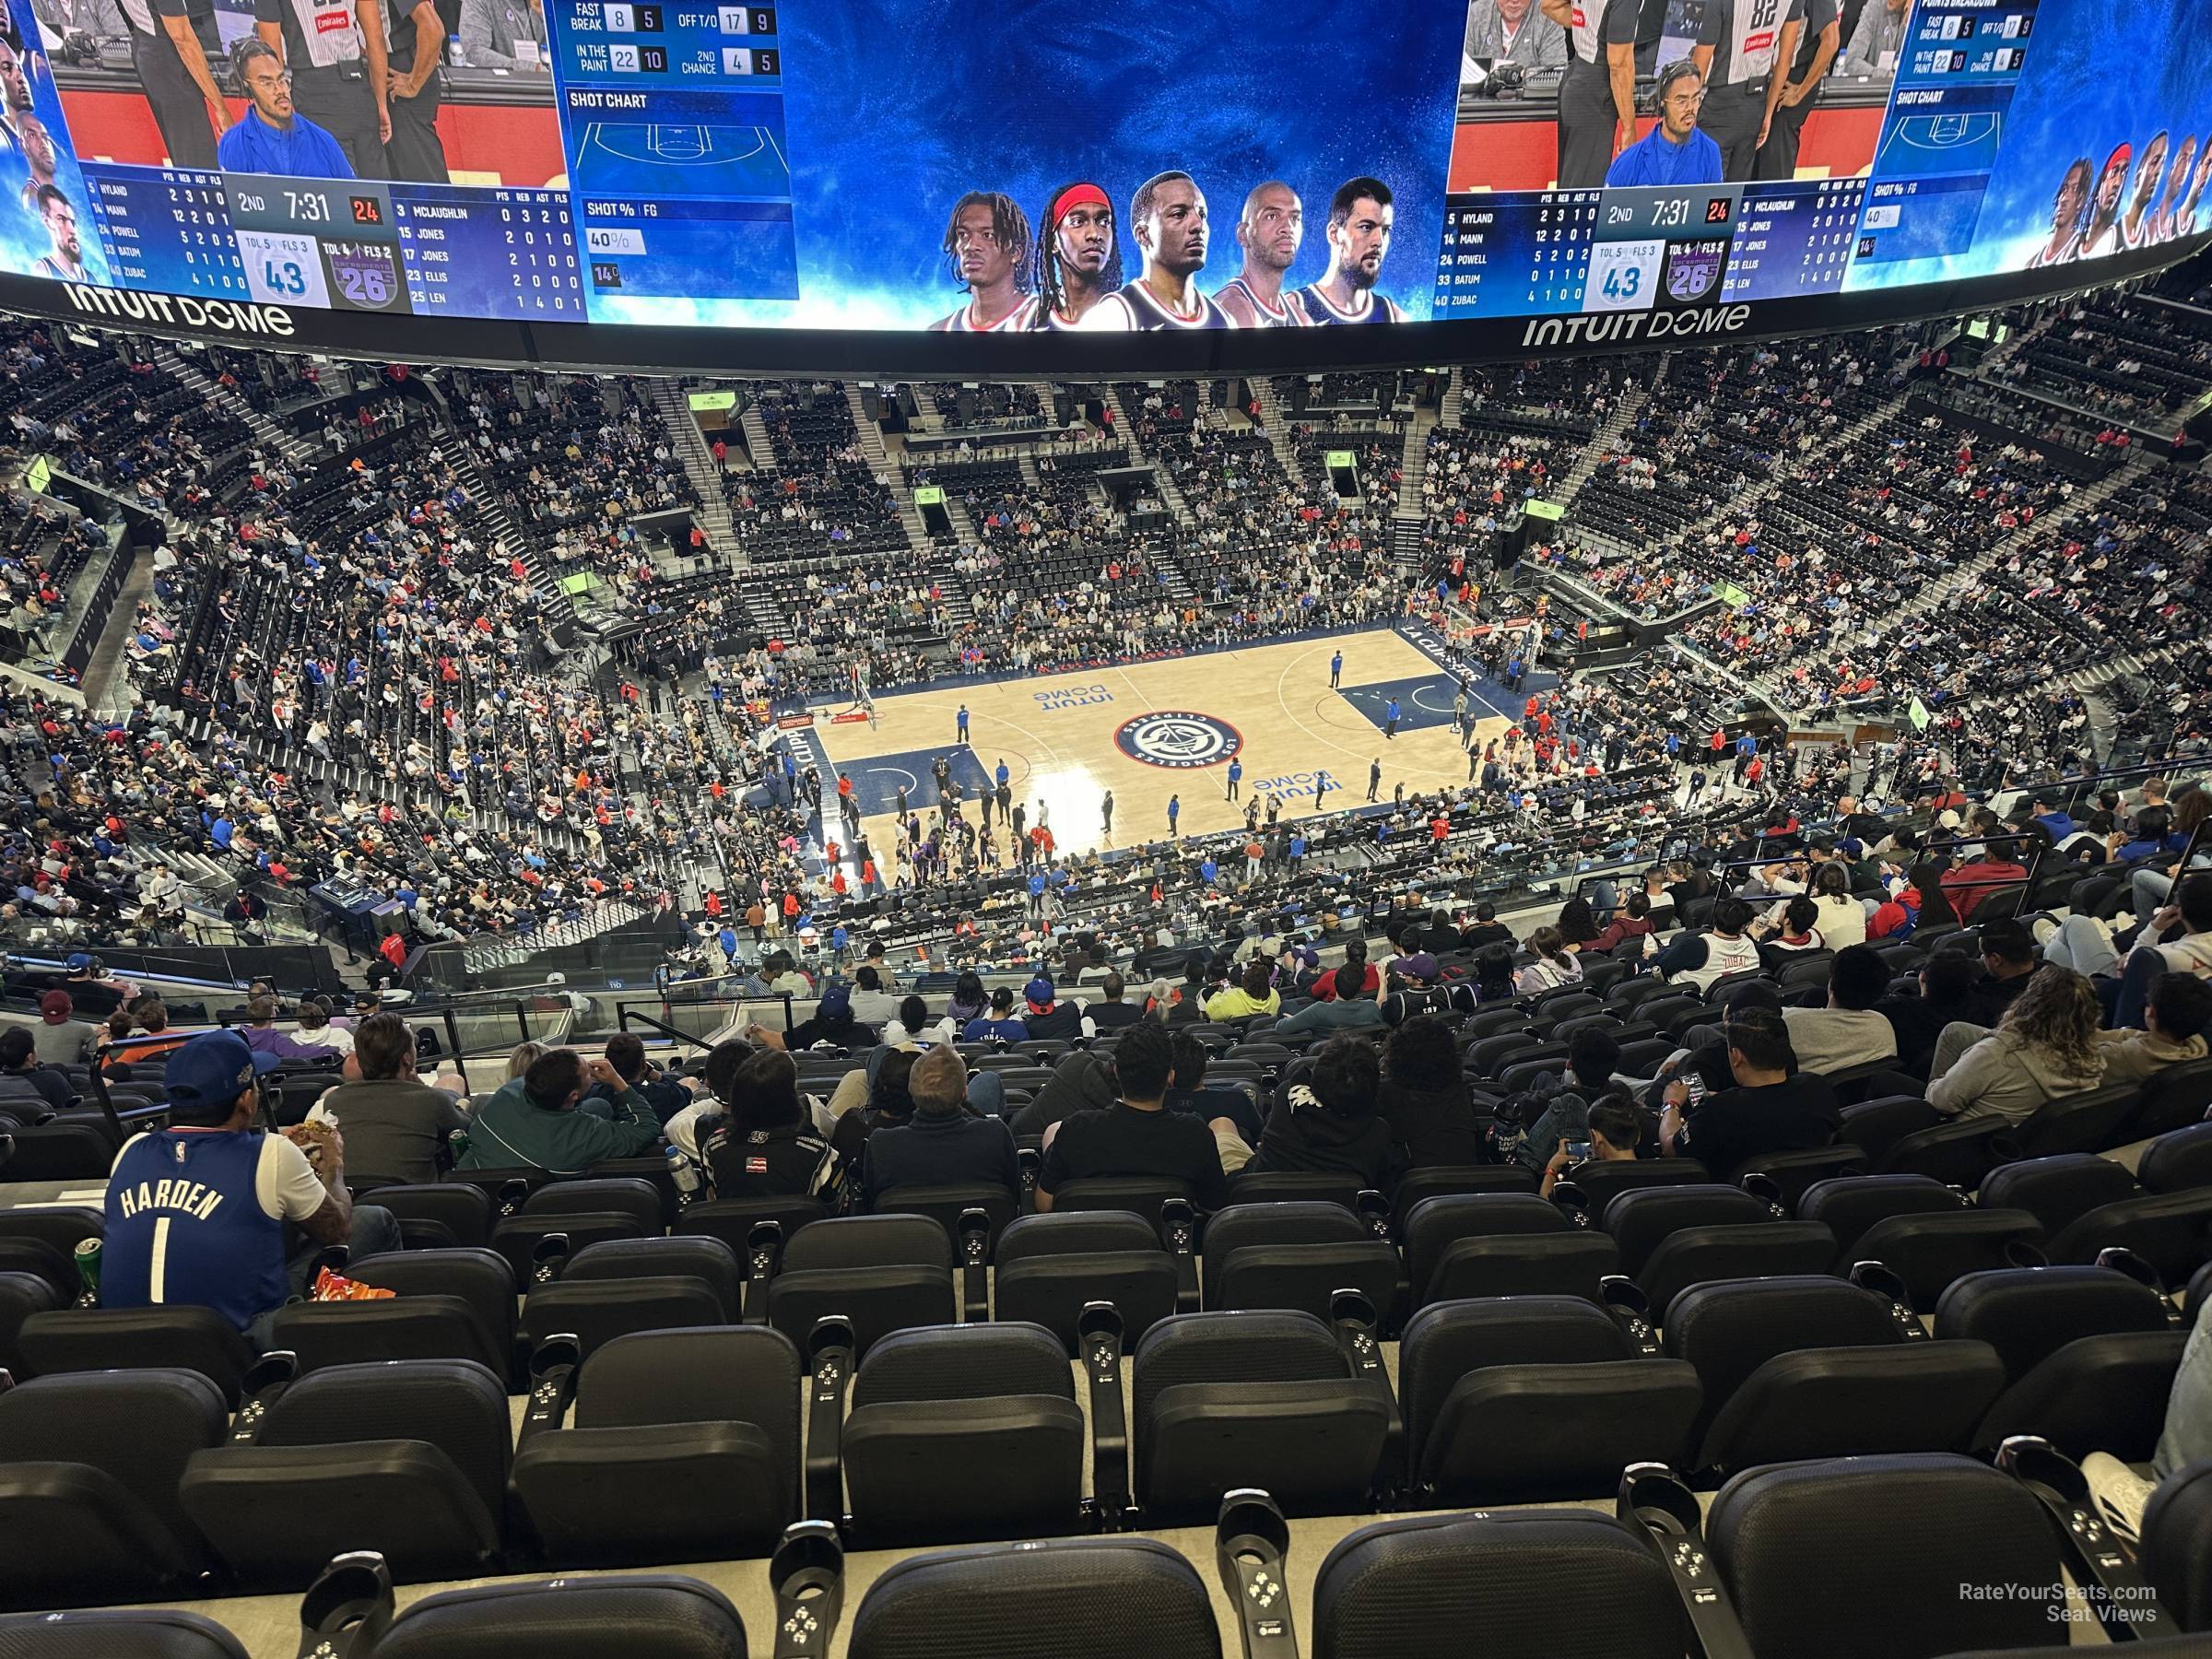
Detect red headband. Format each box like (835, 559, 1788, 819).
(1049, 182, 1111, 228)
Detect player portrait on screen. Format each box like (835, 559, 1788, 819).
(2119, 130, 2171, 251)
(2075, 143, 2132, 261)
(1030, 181, 1121, 330)
(2145, 133, 2198, 244)
(2025, 157, 2090, 269)
(17, 110, 53, 209)
(2178, 143, 2212, 241)
(930, 191, 1037, 332)
(29, 182, 85, 278)
(1213, 181, 1310, 327)
(1077, 171, 1236, 330)
(1296, 177, 1404, 325)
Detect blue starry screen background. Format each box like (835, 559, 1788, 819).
(583, 0, 1465, 328)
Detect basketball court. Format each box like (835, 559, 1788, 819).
(790, 625, 1548, 865)
(575, 120, 791, 197)
(1874, 111, 2005, 178)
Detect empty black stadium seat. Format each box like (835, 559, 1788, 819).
(1130, 1310, 1390, 1523)
(1735, 1144, 1870, 1211)
(2011, 1082, 2145, 1159)
(362, 1183, 493, 1249)
(0, 1609, 248, 1659)
(179, 1358, 512, 1588)
(1402, 1193, 1566, 1304)
(1936, 1264, 2176, 1380)
(0, 1369, 229, 1609)
(560, 1235, 744, 1321)
(1388, 1164, 1535, 1233)
(2142, 1459, 2212, 1632)
(2043, 1188, 2212, 1280)
(848, 1536, 1219, 1659)
(1201, 1202, 1400, 1326)
(1397, 1297, 1700, 1503)
(0, 1270, 62, 1380)
(1605, 1184, 1777, 1277)
(994, 1211, 1178, 1353)
(873, 1182, 1019, 1254)
(361, 1571, 751, 1659)
(2139, 1123, 2212, 1194)
(1798, 1172, 1966, 1261)
(1971, 1329, 2189, 1461)
(1852, 1208, 2047, 1304)
(766, 1213, 955, 1357)
(1567, 1157, 1713, 1221)
(490, 1211, 652, 1286)
(1639, 1221, 1842, 1322)
(519, 1275, 728, 1363)
(2128, 1058, 2212, 1143)
(1709, 1454, 2071, 1658)
(1664, 1276, 2000, 1471)
(512, 1325, 802, 1567)
(18, 1305, 256, 1406)
(1978, 1153, 2143, 1236)
(842, 1322, 1086, 1546)
(1312, 1508, 1689, 1659)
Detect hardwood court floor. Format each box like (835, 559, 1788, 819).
(813, 627, 1524, 862)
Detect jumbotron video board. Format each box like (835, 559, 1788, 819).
(0, 0, 2202, 369)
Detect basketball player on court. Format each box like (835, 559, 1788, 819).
(1030, 180, 1122, 329)
(1691, 0, 1805, 183)
(2119, 131, 2171, 250)
(1213, 180, 1311, 327)
(930, 192, 1037, 332)
(1297, 178, 1405, 324)
(1077, 171, 1238, 330)
(1543, 0, 1637, 189)
(2026, 157, 2091, 268)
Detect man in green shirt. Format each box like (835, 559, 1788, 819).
(458, 1046, 662, 1173)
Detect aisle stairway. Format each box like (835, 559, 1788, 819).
(154, 345, 318, 467)
(648, 379, 739, 558)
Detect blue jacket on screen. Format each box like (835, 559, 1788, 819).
(218, 108, 357, 181)
(1605, 124, 1724, 188)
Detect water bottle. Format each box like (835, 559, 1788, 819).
(665, 1144, 701, 1206)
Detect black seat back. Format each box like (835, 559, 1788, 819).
(849, 1537, 1220, 1659)
(19, 1306, 256, 1407)
(1710, 1453, 2068, 1659)
(994, 1212, 1178, 1353)
(1312, 1510, 1688, 1659)
(562, 1236, 744, 1323)
(1977, 1153, 2141, 1237)
(369, 1574, 750, 1659)
(1935, 1264, 2174, 1379)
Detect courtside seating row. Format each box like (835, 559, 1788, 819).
(10, 1453, 2212, 1659)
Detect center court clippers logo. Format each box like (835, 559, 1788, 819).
(1113, 711, 1242, 769)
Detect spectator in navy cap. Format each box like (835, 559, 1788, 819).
(100, 1030, 399, 1347)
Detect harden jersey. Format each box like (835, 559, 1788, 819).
(1215, 276, 1310, 326)
(1295, 284, 1406, 325)
(1078, 282, 1238, 330)
(931, 296, 1040, 333)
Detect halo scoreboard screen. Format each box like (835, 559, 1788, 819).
(0, 0, 2205, 362)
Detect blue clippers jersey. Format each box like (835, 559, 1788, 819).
(104, 1129, 287, 1331)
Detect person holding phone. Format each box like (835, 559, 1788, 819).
(1540, 1096, 1644, 1198)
